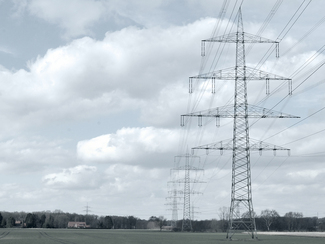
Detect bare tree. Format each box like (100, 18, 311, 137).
(260, 209, 279, 231)
(158, 216, 166, 231)
(284, 212, 303, 231)
(218, 207, 229, 232)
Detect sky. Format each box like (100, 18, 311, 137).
(0, 0, 325, 221)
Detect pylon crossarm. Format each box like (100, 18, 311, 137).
(172, 166, 204, 171)
(192, 139, 233, 151)
(190, 191, 204, 194)
(174, 179, 205, 183)
(181, 104, 299, 126)
(203, 32, 279, 44)
(174, 154, 199, 161)
(249, 139, 290, 153)
(192, 138, 291, 156)
(191, 66, 289, 81)
(188, 66, 293, 94)
(246, 105, 299, 118)
(167, 190, 184, 195)
(166, 198, 183, 202)
(201, 31, 280, 58)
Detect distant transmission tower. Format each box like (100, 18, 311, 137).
(181, 8, 299, 239)
(191, 203, 200, 221)
(84, 203, 91, 215)
(171, 188, 179, 228)
(171, 153, 204, 231)
(165, 186, 182, 229)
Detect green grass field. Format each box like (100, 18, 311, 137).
(0, 229, 324, 244)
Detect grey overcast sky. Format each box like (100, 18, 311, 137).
(0, 0, 325, 220)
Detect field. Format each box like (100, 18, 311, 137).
(0, 229, 324, 244)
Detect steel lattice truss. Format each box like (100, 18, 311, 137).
(190, 67, 288, 80)
(192, 138, 291, 156)
(165, 188, 183, 229)
(203, 31, 280, 44)
(171, 154, 204, 231)
(181, 104, 299, 127)
(182, 8, 299, 239)
(188, 66, 292, 94)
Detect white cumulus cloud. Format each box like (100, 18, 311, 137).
(43, 165, 101, 189)
(77, 127, 179, 165)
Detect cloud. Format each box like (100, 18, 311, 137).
(287, 169, 325, 181)
(12, 0, 228, 39)
(0, 46, 15, 56)
(1, 1, 325, 219)
(92, 164, 168, 216)
(254, 172, 325, 216)
(0, 137, 74, 173)
(0, 164, 169, 216)
(43, 165, 101, 189)
(1, 14, 316, 139)
(23, 0, 107, 38)
(77, 127, 179, 165)
(104, 164, 165, 193)
(0, 18, 217, 138)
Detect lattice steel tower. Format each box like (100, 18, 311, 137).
(171, 188, 179, 228)
(166, 185, 182, 229)
(171, 154, 204, 231)
(181, 8, 299, 239)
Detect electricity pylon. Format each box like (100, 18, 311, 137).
(191, 203, 200, 221)
(84, 203, 91, 215)
(181, 8, 299, 239)
(171, 153, 204, 231)
(165, 187, 182, 228)
(171, 188, 179, 228)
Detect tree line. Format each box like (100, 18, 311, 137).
(0, 210, 163, 229)
(0, 209, 324, 232)
(177, 208, 325, 232)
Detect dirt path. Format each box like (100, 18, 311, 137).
(257, 231, 325, 238)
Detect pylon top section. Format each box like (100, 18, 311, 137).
(203, 7, 278, 45)
(203, 31, 279, 44)
(201, 7, 279, 58)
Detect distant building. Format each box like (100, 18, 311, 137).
(161, 226, 173, 231)
(67, 222, 90, 228)
(15, 220, 23, 227)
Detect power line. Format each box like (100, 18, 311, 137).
(282, 127, 325, 147)
(246, 0, 283, 56)
(169, 153, 204, 231)
(181, 7, 298, 239)
(263, 105, 325, 142)
(175, 0, 325, 231)
(277, 0, 312, 41)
